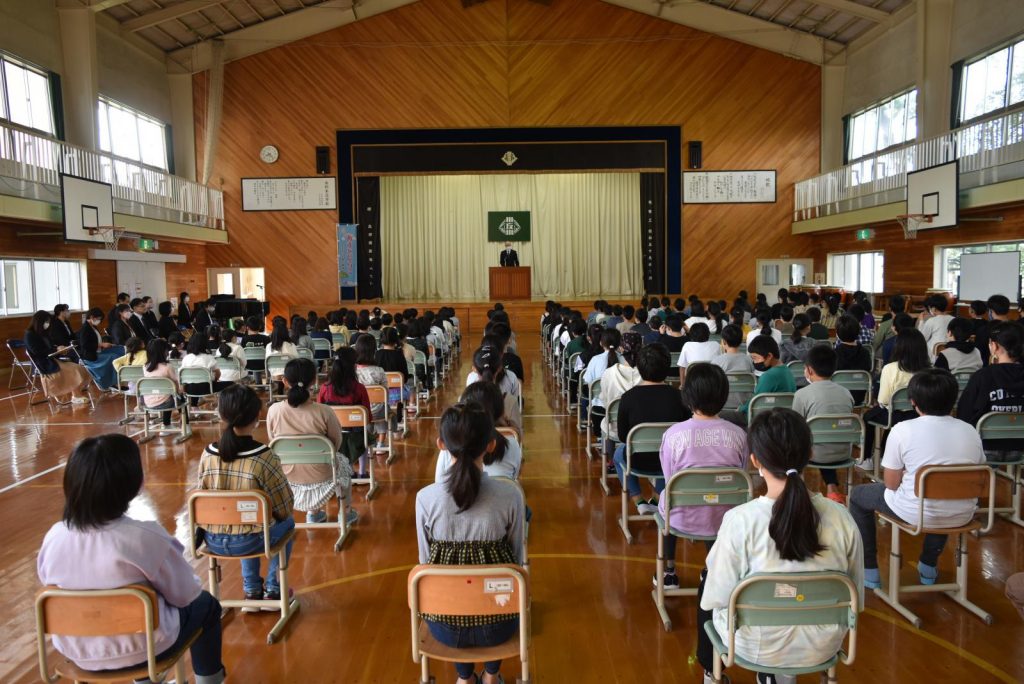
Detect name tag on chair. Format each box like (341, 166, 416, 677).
(237, 501, 258, 512)
(484, 578, 514, 594)
(703, 494, 720, 504)
(774, 583, 798, 599)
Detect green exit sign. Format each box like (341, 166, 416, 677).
(138, 238, 157, 251)
(855, 228, 874, 241)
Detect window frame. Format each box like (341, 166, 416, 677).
(826, 249, 885, 294)
(96, 95, 170, 173)
(953, 34, 1024, 129)
(935, 239, 1024, 298)
(0, 256, 89, 319)
(0, 50, 57, 138)
(842, 87, 919, 166)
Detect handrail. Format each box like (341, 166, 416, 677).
(0, 119, 224, 230)
(795, 108, 1024, 221)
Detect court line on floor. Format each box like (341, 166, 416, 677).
(289, 554, 1016, 682)
(0, 462, 66, 495)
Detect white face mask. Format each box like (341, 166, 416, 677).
(43, 322, 50, 330)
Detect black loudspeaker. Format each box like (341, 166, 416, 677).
(316, 146, 330, 175)
(688, 141, 702, 169)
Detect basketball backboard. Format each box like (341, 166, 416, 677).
(905, 160, 958, 230)
(60, 174, 114, 244)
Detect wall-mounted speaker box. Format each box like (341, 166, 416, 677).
(316, 146, 330, 175)
(688, 141, 702, 169)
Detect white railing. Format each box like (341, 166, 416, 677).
(795, 108, 1024, 221)
(0, 120, 224, 230)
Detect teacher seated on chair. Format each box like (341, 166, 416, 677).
(499, 241, 519, 268)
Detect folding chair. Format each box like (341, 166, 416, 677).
(215, 355, 243, 384)
(598, 397, 621, 496)
(865, 387, 913, 482)
(7, 339, 37, 390)
(831, 370, 873, 409)
(243, 346, 269, 389)
(266, 354, 292, 403)
(332, 405, 378, 500)
(270, 435, 351, 551)
(497, 426, 520, 448)
(413, 350, 431, 400)
(296, 347, 316, 363)
(705, 572, 858, 684)
(312, 337, 332, 367)
(723, 372, 755, 411)
(976, 411, 1024, 529)
(35, 584, 200, 684)
(619, 422, 673, 543)
(492, 476, 530, 571)
(585, 379, 603, 461)
(575, 369, 589, 433)
(787, 360, 808, 388)
(188, 490, 300, 643)
(116, 365, 147, 425)
(874, 464, 996, 627)
(564, 352, 582, 409)
(653, 467, 753, 630)
(408, 565, 532, 684)
(131, 377, 191, 444)
(179, 367, 220, 422)
(331, 332, 348, 350)
(667, 352, 682, 386)
(954, 370, 975, 397)
(366, 384, 395, 464)
(807, 414, 866, 505)
(386, 371, 409, 437)
(746, 392, 794, 428)
(406, 358, 421, 418)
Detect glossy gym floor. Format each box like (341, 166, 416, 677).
(1, 337, 1022, 683)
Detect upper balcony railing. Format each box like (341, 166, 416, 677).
(0, 119, 224, 231)
(794, 108, 1024, 222)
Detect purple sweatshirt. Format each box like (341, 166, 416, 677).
(37, 516, 201, 670)
(658, 417, 749, 537)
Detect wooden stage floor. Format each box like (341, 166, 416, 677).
(1, 339, 1022, 683)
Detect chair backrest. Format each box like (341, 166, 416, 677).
(670, 352, 681, 367)
(954, 370, 975, 392)
(605, 397, 622, 440)
(179, 366, 214, 391)
(787, 361, 806, 383)
(889, 386, 913, 413)
(748, 392, 794, 423)
(976, 411, 1024, 444)
(413, 350, 427, 365)
(215, 356, 241, 375)
(187, 490, 273, 556)
(807, 414, 865, 454)
(117, 364, 146, 384)
(567, 352, 581, 375)
(243, 346, 265, 361)
(497, 426, 519, 445)
(331, 333, 347, 348)
(366, 384, 388, 408)
(915, 464, 992, 501)
(408, 564, 529, 618)
(312, 338, 332, 353)
(726, 571, 858, 636)
(296, 347, 315, 361)
(386, 371, 404, 389)
(331, 404, 369, 429)
(266, 354, 291, 375)
(831, 370, 872, 406)
(663, 467, 754, 510)
(135, 376, 176, 397)
(7, 339, 32, 365)
(625, 423, 673, 472)
(726, 372, 756, 394)
(270, 434, 336, 467)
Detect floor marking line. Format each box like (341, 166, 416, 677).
(0, 461, 66, 495)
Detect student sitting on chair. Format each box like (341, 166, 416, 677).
(268, 358, 356, 526)
(38, 434, 225, 682)
(468, 345, 523, 440)
(792, 345, 855, 504)
(724, 335, 795, 428)
(415, 403, 526, 684)
(916, 294, 954, 362)
(265, 319, 298, 360)
(612, 344, 691, 516)
(319, 347, 372, 481)
(850, 369, 985, 589)
(934, 317, 983, 374)
(181, 333, 235, 406)
(435, 381, 523, 482)
(806, 306, 830, 341)
(599, 331, 643, 439)
(834, 315, 872, 405)
(957, 321, 1024, 458)
(113, 336, 148, 372)
(702, 409, 863, 684)
(862, 329, 931, 463)
(354, 335, 389, 453)
(582, 328, 621, 432)
(657, 315, 688, 353)
(745, 309, 782, 349)
(290, 317, 315, 354)
(24, 310, 93, 405)
(846, 303, 874, 346)
(678, 323, 720, 385)
(310, 317, 333, 360)
(199, 385, 296, 609)
(775, 304, 796, 336)
(143, 339, 185, 428)
(780, 313, 814, 364)
(658, 362, 747, 680)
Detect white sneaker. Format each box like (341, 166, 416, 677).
(71, 396, 90, 405)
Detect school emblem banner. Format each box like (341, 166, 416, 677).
(487, 211, 531, 242)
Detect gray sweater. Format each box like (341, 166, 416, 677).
(792, 380, 855, 464)
(416, 475, 525, 565)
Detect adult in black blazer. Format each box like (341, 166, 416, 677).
(499, 241, 520, 267)
(78, 307, 124, 391)
(107, 292, 130, 331)
(127, 299, 153, 342)
(141, 296, 159, 336)
(24, 310, 91, 403)
(157, 300, 178, 338)
(194, 300, 216, 336)
(177, 291, 193, 329)
(48, 304, 76, 350)
(110, 304, 135, 347)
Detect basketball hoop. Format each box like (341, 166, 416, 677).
(895, 213, 933, 240)
(89, 225, 126, 251)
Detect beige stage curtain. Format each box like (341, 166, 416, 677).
(380, 173, 642, 300)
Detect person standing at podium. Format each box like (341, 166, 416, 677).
(499, 241, 519, 268)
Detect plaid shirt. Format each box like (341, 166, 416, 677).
(858, 324, 875, 346)
(198, 437, 294, 535)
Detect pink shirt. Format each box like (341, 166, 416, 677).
(658, 417, 749, 537)
(142, 363, 178, 408)
(37, 517, 201, 670)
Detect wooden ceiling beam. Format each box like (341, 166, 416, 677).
(121, 0, 226, 33)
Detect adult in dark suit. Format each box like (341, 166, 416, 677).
(107, 292, 130, 331)
(128, 299, 153, 342)
(78, 307, 125, 391)
(177, 291, 193, 330)
(194, 300, 216, 336)
(48, 304, 76, 350)
(110, 303, 135, 346)
(499, 241, 519, 267)
(157, 300, 178, 339)
(141, 296, 159, 336)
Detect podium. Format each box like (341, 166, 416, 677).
(489, 267, 531, 301)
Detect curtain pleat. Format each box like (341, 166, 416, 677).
(380, 173, 642, 300)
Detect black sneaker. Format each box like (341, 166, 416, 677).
(652, 571, 679, 589)
(637, 499, 659, 515)
(262, 588, 292, 611)
(241, 585, 263, 613)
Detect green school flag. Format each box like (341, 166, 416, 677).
(487, 211, 531, 242)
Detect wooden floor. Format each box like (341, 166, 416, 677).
(1, 338, 1023, 683)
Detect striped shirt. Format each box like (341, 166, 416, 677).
(197, 437, 294, 535)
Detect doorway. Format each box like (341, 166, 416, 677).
(755, 258, 813, 301)
(207, 267, 265, 300)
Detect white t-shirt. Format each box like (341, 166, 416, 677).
(466, 369, 521, 398)
(745, 327, 783, 348)
(918, 314, 953, 360)
(265, 341, 298, 358)
(881, 414, 986, 528)
(434, 437, 523, 482)
(685, 316, 718, 334)
(180, 352, 218, 372)
(678, 340, 721, 368)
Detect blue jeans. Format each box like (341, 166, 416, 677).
(204, 517, 295, 595)
(121, 590, 224, 683)
(81, 346, 124, 390)
(426, 618, 519, 679)
(612, 443, 665, 498)
(849, 483, 947, 569)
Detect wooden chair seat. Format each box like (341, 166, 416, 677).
(877, 512, 981, 536)
(198, 528, 296, 560)
(416, 621, 520, 663)
(53, 628, 201, 682)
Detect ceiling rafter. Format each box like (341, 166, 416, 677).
(122, 0, 227, 32)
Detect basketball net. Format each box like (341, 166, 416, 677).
(90, 225, 126, 251)
(895, 214, 932, 240)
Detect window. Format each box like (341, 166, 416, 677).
(0, 258, 87, 317)
(845, 89, 918, 182)
(956, 36, 1024, 126)
(940, 241, 1024, 297)
(827, 251, 884, 293)
(97, 97, 168, 170)
(0, 52, 55, 135)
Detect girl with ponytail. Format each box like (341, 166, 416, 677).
(781, 312, 814, 363)
(745, 308, 782, 348)
(706, 300, 728, 335)
(199, 384, 296, 605)
(267, 358, 356, 527)
(415, 402, 526, 684)
(581, 328, 622, 433)
(702, 408, 862, 678)
(469, 344, 523, 439)
(434, 381, 522, 482)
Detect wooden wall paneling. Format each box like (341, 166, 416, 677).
(199, 0, 822, 318)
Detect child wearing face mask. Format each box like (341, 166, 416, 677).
(723, 335, 796, 428)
